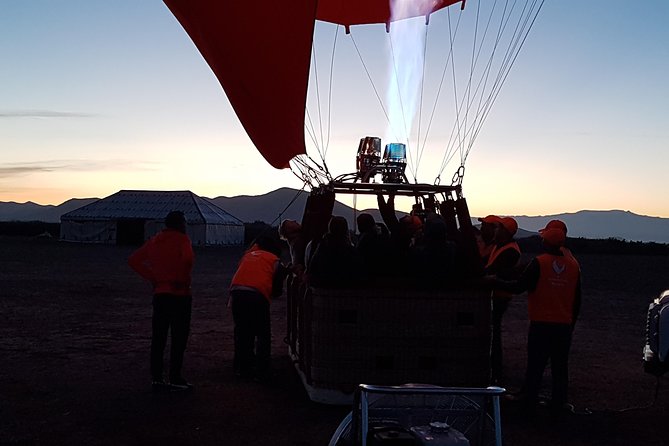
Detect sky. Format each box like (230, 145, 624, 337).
(1, 1, 668, 218)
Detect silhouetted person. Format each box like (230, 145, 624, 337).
(485, 217, 521, 384)
(477, 215, 500, 265)
(229, 236, 287, 381)
(279, 219, 307, 276)
(355, 213, 390, 277)
(128, 210, 194, 391)
(409, 215, 457, 288)
(307, 216, 363, 288)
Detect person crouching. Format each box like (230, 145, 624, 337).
(229, 236, 287, 381)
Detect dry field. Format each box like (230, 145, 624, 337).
(1, 236, 668, 445)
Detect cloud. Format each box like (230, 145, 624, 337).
(0, 160, 158, 178)
(0, 110, 98, 118)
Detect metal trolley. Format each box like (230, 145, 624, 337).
(329, 384, 505, 446)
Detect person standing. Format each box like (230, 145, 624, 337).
(229, 236, 287, 381)
(543, 219, 575, 260)
(477, 215, 500, 264)
(489, 220, 581, 415)
(128, 211, 195, 391)
(485, 217, 521, 384)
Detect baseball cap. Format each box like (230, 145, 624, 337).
(499, 217, 518, 236)
(478, 215, 501, 224)
(539, 220, 567, 246)
(543, 219, 567, 234)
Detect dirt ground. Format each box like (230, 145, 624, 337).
(1, 236, 668, 445)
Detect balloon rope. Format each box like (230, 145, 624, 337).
(311, 41, 326, 159)
(349, 32, 400, 143)
(265, 179, 308, 228)
(437, 0, 504, 177)
(465, 0, 546, 164)
(419, 8, 462, 178)
(389, 34, 416, 182)
(414, 23, 429, 178)
(324, 25, 340, 159)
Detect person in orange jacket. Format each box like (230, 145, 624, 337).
(229, 236, 288, 381)
(489, 220, 581, 415)
(128, 211, 195, 391)
(485, 216, 521, 384)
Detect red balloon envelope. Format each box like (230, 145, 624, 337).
(163, 0, 462, 169)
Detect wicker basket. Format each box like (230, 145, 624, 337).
(288, 284, 492, 403)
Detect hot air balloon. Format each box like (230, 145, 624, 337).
(163, 0, 544, 231)
(163, 0, 544, 420)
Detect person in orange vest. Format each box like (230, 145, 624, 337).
(229, 236, 287, 381)
(477, 215, 500, 264)
(128, 210, 195, 391)
(489, 220, 581, 415)
(485, 216, 521, 384)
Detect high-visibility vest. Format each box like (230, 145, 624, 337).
(528, 253, 580, 324)
(487, 241, 520, 300)
(486, 241, 520, 269)
(230, 249, 279, 301)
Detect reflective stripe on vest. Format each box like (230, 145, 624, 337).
(231, 249, 278, 301)
(486, 241, 520, 269)
(528, 253, 580, 324)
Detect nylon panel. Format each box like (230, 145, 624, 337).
(164, 0, 317, 168)
(316, 0, 462, 26)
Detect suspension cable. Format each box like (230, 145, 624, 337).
(247, 176, 308, 247)
(452, 0, 500, 167)
(311, 40, 326, 158)
(414, 23, 430, 177)
(324, 25, 340, 158)
(464, 0, 546, 164)
(419, 8, 462, 168)
(434, 8, 466, 180)
(389, 34, 416, 182)
(349, 32, 401, 143)
(461, 0, 482, 163)
(465, 0, 508, 157)
(432, 0, 546, 179)
(267, 181, 308, 228)
(436, 0, 503, 177)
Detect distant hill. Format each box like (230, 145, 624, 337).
(209, 187, 395, 226)
(512, 211, 669, 244)
(0, 198, 98, 223)
(1, 189, 668, 243)
(209, 189, 669, 243)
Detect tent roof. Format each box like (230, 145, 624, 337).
(61, 190, 243, 225)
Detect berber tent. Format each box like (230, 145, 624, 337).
(60, 190, 244, 246)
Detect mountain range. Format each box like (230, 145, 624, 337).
(1, 188, 668, 243)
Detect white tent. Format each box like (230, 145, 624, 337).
(60, 190, 244, 246)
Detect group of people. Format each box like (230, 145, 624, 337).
(481, 215, 582, 416)
(127, 211, 289, 388)
(299, 205, 470, 290)
(128, 207, 582, 417)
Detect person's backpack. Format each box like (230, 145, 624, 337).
(643, 290, 669, 376)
